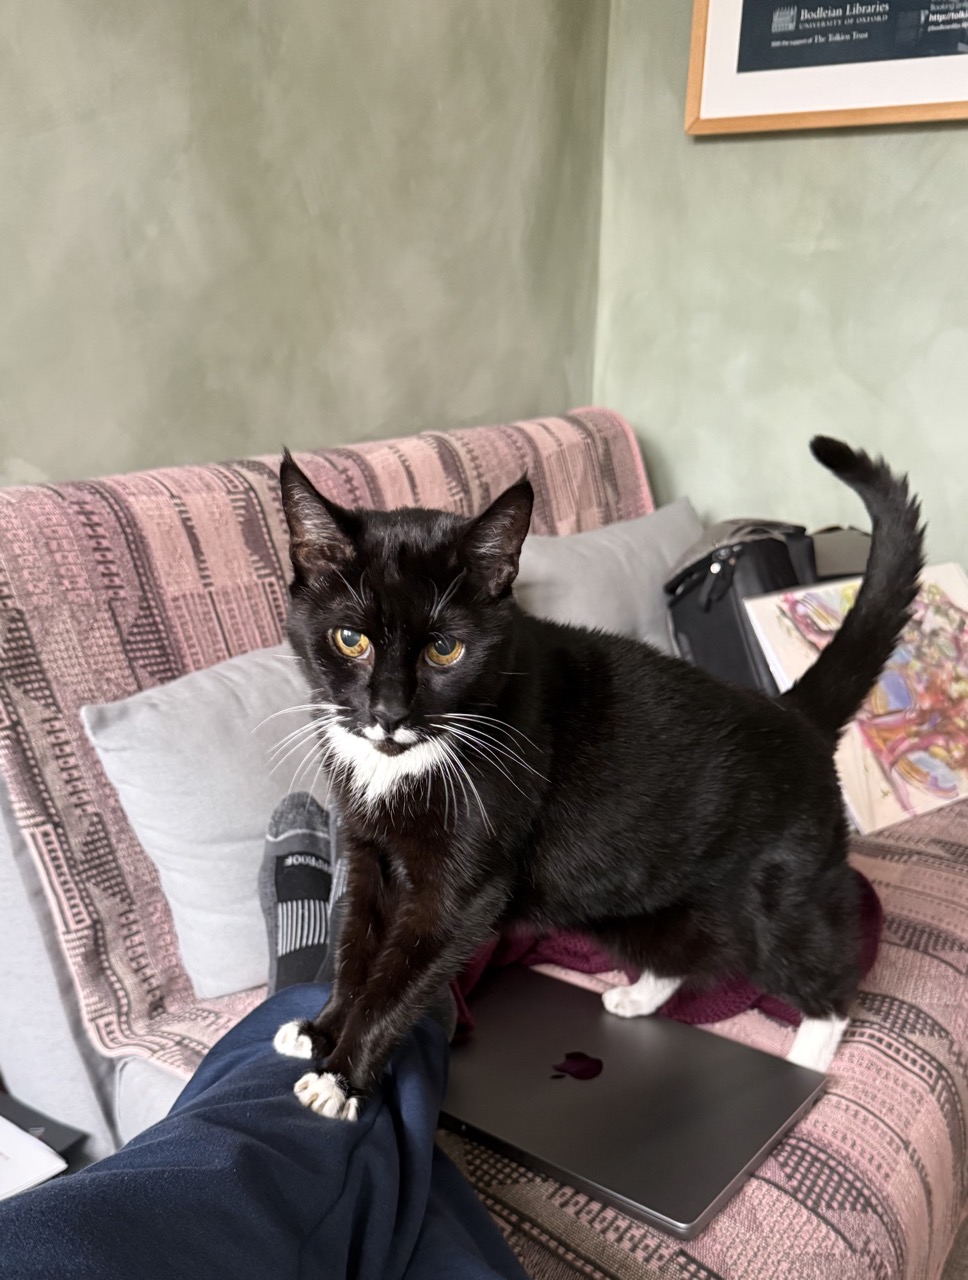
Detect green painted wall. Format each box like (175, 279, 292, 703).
(595, 1, 967, 565)
(8, 0, 964, 565)
(1, 1, 608, 484)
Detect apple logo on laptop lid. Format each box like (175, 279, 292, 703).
(551, 1051, 603, 1081)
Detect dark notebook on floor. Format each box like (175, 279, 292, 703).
(439, 967, 825, 1240)
(0, 1095, 87, 1158)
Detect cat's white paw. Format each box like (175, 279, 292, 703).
(274, 1020, 313, 1059)
(602, 973, 681, 1018)
(603, 985, 651, 1017)
(294, 1071, 360, 1120)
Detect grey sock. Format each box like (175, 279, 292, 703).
(259, 793, 333, 994)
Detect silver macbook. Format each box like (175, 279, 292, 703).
(439, 966, 826, 1240)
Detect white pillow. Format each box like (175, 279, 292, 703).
(515, 498, 703, 652)
(81, 646, 329, 998)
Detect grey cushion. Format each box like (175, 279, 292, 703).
(81, 645, 329, 1000)
(514, 498, 704, 653)
(114, 1057, 186, 1145)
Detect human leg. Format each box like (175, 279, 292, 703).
(0, 984, 525, 1280)
(1, 794, 501, 1279)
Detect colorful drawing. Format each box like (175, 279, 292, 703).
(745, 564, 968, 833)
(780, 578, 968, 817)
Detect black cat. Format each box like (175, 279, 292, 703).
(273, 438, 923, 1120)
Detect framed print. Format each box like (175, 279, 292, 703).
(686, 0, 968, 134)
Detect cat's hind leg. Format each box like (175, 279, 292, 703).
(596, 906, 700, 1018)
(753, 859, 859, 1073)
(603, 971, 682, 1018)
(786, 1015, 849, 1072)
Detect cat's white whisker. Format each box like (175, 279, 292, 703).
(287, 739, 329, 795)
(276, 716, 338, 783)
(300, 735, 343, 803)
(429, 570, 467, 623)
(268, 719, 331, 761)
(267, 711, 345, 769)
(253, 700, 343, 732)
(439, 724, 532, 798)
(272, 735, 323, 781)
(447, 723, 535, 772)
(437, 753, 450, 828)
(438, 749, 467, 830)
(443, 761, 457, 829)
(441, 712, 542, 756)
(439, 740, 473, 828)
(439, 715, 546, 781)
(441, 738, 493, 835)
(455, 748, 530, 804)
(442, 713, 537, 751)
(334, 569, 368, 612)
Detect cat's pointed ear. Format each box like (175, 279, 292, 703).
(279, 449, 358, 579)
(460, 480, 534, 598)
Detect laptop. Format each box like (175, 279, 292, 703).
(439, 967, 826, 1240)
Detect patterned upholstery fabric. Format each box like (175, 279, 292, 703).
(0, 408, 652, 1076)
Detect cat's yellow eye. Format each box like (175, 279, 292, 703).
(425, 637, 464, 667)
(333, 628, 371, 659)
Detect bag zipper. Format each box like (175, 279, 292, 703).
(696, 546, 739, 611)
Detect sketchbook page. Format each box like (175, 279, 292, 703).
(743, 574, 861, 694)
(0, 1114, 67, 1199)
(744, 564, 968, 834)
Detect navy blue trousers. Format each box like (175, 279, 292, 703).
(0, 985, 528, 1280)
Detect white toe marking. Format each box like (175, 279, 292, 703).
(786, 1015, 849, 1072)
(294, 1071, 360, 1121)
(602, 972, 682, 1018)
(273, 1021, 313, 1059)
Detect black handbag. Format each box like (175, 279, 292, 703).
(664, 521, 870, 695)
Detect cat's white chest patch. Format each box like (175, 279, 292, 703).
(326, 723, 447, 806)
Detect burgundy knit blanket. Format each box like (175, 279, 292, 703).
(452, 868, 883, 1037)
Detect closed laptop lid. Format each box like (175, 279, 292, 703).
(440, 967, 826, 1239)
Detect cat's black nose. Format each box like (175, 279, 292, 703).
(372, 699, 409, 733)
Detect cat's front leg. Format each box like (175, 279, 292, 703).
(295, 887, 503, 1120)
(274, 848, 389, 1066)
(301, 935, 463, 1120)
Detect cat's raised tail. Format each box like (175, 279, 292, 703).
(780, 437, 925, 739)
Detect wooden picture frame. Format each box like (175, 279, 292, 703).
(686, 0, 968, 135)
